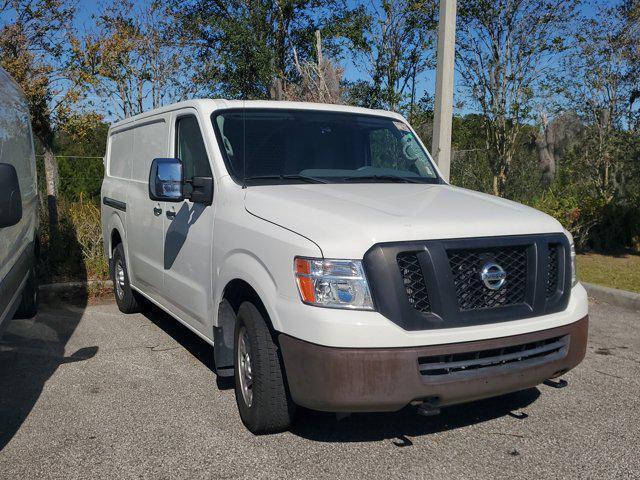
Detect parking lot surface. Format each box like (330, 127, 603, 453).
(0, 297, 638, 479)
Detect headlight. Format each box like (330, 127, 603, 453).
(294, 257, 374, 310)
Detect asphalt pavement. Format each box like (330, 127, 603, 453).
(0, 296, 638, 479)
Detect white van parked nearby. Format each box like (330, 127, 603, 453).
(0, 67, 39, 330)
(101, 100, 588, 434)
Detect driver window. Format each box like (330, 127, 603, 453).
(176, 115, 212, 181)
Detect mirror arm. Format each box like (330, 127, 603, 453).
(188, 176, 214, 206)
(182, 178, 193, 201)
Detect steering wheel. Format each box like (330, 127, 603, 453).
(403, 137, 420, 160)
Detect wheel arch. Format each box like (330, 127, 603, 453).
(212, 275, 278, 375)
(106, 213, 126, 256)
(213, 251, 280, 332)
(105, 213, 128, 278)
(221, 279, 272, 329)
(110, 228, 123, 254)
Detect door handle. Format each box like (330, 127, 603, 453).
(166, 209, 176, 219)
(153, 206, 162, 216)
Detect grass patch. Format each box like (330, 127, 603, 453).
(577, 252, 640, 293)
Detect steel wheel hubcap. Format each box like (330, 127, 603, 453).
(115, 259, 126, 299)
(237, 326, 253, 407)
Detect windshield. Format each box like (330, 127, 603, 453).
(211, 109, 440, 185)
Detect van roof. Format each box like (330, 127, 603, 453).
(109, 99, 406, 129)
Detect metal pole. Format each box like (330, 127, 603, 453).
(431, 0, 457, 182)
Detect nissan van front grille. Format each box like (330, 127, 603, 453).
(418, 335, 569, 377)
(448, 246, 528, 311)
(366, 234, 572, 331)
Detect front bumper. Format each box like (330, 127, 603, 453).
(279, 315, 588, 412)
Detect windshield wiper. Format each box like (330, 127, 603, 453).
(341, 174, 424, 183)
(243, 174, 328, 184)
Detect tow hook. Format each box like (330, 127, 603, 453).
(544, 378, 568, 389)
(414, 397, 441, 416)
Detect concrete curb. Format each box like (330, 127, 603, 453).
(39, 280, 113, 292)
(39, 280, 113, 300)
(582, 282, 640, 311)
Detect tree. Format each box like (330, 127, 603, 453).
(343, 0, 437, 116)
(558, 4, 637, 203)
(456, 0, 578, 196)
(534, 112, 582, 186)
(55, 113, 109, 202)
(73, 0, 197, 119)
(174, 0, 348, 100)
(619, 0, 640, 131)
(284, 30, 344, 103)
(0, 0, 77, 230)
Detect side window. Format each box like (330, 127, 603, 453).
(176, 116, 212, 181)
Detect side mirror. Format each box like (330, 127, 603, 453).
(149, 158, 184, 202)
(0, 163, 22, 228)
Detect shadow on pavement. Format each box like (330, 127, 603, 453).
(291, 388, 540, 443)
(0, 265, 90, 451)
(142, 305, 216, 371)
(143, 305, 238, 391)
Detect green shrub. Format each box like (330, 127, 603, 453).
(58, 158, 104, 202)
(39, 199, 109, 282)
(528, 189, 640, 252)
(587, 199, 640, 252)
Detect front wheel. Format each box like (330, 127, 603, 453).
(111, 243, 144, 314)
(234, 301, 296, 434)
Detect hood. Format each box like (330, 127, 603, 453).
(244, 184, 564, 258)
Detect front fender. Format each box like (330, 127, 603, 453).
(213, 250, 282, 331)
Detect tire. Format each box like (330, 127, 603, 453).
(14, 262, 38, 319)
(234, 301, 296, 434)
(111, 243, 144, 314)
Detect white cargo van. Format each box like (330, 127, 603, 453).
(0, 67, 39, 330)
(101, 100, 588, 434)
